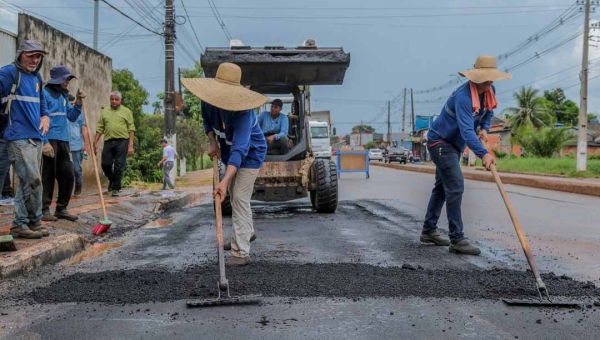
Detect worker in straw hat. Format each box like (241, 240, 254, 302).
(420, 55, 511, 256)
(182, 62, 267, 266)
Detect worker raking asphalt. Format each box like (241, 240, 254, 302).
(30, 263, 599, 305)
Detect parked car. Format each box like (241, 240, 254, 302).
(368, 148, 383, 162)
(385, 148, 408, 164)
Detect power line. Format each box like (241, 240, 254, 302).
(181, 0, 204, 53)
(101, 0, 163, 36)
(188, 8, 571, 19)
(207, 0, 232, 41)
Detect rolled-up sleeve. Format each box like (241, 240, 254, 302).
(201, 101, 214, 135)
(126, 109, 136, 132)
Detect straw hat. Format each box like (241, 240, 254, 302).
(181, 62, 268, 111)
(458, 55, 512, 83)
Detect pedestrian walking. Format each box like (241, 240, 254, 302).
(68, 94, 89, 196)
(157, 138, 177, 190)
(40, 66, 85, 222)
(0, 40, 50, 239)
(93, 91, 135, 197)
(183, 62, 267, 266)
(420, 55, 511, 255)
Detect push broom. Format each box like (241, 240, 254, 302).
(78, 93, 112, 235)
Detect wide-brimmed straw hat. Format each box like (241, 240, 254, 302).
(458, 55, 512, 83)
(181, 63, 268, 111)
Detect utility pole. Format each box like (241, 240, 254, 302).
(178, 67, 186, 176)
(387, 101, 391, 146)
(164, 0, 177, 178)
(577, 0, 591, 171)
(93, 0, 99, 50)
(410, 88, 415, 132)
(401, 88, 407, 149)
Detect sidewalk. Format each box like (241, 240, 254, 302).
(372, 163, 600, 197)
(0, 170, 212, 278)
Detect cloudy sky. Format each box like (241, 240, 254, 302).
(1, 0, 599, 134)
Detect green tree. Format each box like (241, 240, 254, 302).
(503, 86, 551, 130)
(176, 118, 207, 171)
(351, 124, 375, 133)
(364, 141, 378, 149)
(180, 62, 203, 121)
(343, 134, 350, 145)
(512, 125, 569, 158)
(543, 88, 579, 125)
(111, 69, 149, 125)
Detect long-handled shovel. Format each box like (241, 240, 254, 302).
(481, 139, 581, 308)
(186, 156, 261, 308)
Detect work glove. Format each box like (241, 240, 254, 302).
(42, 143, 55, 158)
(76, 89, 87, 105)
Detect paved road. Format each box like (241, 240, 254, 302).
(1, 166, 599, 340)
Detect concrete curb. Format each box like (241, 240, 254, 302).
(373, 163, 600, 197)
(0, 234, 85, 279)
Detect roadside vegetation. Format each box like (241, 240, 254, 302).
(484, 86, 600, 178)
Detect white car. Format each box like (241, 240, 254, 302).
(368, 148, 383, 162)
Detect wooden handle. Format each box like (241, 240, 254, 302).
(480, 138, 542, 281)
(81, 101, 108, 219)
(489, 164, 541, 280)
(213, 156, 227, 286)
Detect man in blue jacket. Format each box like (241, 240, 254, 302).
(420, 55, 511, 255)
(0, 40, 50, 239)
(183, 62, 267, 266)
(41, 66, 85, 223)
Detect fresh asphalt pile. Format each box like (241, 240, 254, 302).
(30, 263, 599, 305)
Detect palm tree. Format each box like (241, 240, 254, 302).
(502, 87, 550, 130)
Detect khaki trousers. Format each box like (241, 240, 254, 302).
(229, 168, 260, 258)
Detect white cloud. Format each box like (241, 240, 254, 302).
(0, 8, 18, 33)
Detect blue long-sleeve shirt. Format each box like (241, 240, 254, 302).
(201, 101, 267, 169)
(257, 111, 288, 140)
(43, 86, 82, 143)
(0, 64, 49, 141)
(427, 83, 494, 158)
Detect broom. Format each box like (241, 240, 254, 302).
(0, 235, 16, 252)
(78, 93, 112, 235)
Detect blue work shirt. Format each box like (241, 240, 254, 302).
(201, 102, 267, 169)
(68, 112, 86, 151)
(42, 86, 82, 143)
(427, 83, 494, 158)
(0, 64, 49, 141)
(257, 111, 288, 140)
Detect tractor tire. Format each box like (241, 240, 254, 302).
(311, 159, 338, 213)
(213, 160, 232, 216)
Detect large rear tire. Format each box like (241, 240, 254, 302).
(213, 160, 232, 216)
(311, 159, 338, 213)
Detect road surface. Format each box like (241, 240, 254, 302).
(1, 166, 599, 340)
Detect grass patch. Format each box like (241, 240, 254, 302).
(473, 157, 600, 178)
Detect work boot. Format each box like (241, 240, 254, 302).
(42, 211, 58, 222)
(449, 239, 481, 255)
(28, 221, 50, 237)
(73, 186, 82, 197)
(112, 190, 120, 197)
(223, 233, 256, 251)
(10, 227, 42, 239)
(420, 232, 451, 246)
(55, 209, 78, 222)
(225, 256, 251, 266)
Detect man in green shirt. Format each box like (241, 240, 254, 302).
(93, 91, 135, 197)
